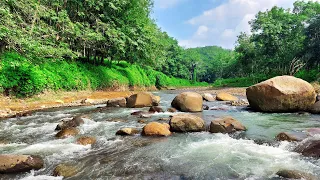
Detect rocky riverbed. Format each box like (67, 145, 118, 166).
(0, 86, 319, 179)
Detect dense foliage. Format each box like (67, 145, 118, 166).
(1, 0, 320, 96)
(0, 0, 208, 97)
(212, 1, 320, 86)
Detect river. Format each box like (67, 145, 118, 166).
(0, 90, 320, 180)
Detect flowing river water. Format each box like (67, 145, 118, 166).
(0, 90, 320, 180)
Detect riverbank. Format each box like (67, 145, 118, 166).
(0, 87, 246, 119)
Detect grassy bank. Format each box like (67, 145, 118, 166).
(0, 52, 207, 97)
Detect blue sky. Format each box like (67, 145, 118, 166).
(152, 0, 320, 49)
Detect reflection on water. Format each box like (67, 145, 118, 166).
(0, 91, 320, 180)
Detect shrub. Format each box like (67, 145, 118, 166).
(1, 52, 46, 97)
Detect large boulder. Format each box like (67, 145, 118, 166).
(55, 116, 84, 131)
(246, 76, 316, 112)
(295, 139, 320, 157)
(53, 164, 78, 178)
(76, 136, 96, 145)
(0, 155, 44, 173)
(171, 92, 203, 112)
(55, 128, 79, 139)
(276, 170, 316, 180)
(127, 92, 154, 108)
(216, 93, 238, 101)
(116, 128, 140, 136)
(202, 93, 216, 102)
(309, 101, 320, 114)
(209, 116, 246, 133)
(107, 98, 126, 107)
(141, 122, 171, 136)
(169, 114, 205, 132)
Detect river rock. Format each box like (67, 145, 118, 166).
(276, 169, 316, 180)
(149, 106, 164, 113)
(55, 128, 79, 139)
(107, 98, 126, 107)
(309, 101, 320, 114)
(276, 132, 308, 142)
(216, 93, 238, 101)
(152, 95, 161, 106)
(203, 105, 209, 110)
(127, 92, 155, 108)
(0, 155, 44, 173)
(116, 128, 140, 136)
(76, 136, 96, 145)
(209, 116, 246, 133)
(142, 122, 171, 136)
(171, 92, 203, 112)
(53, 164, 78, 177)
(227, 99, 249, 106)
(246, 76, 316, 112)
(202, 93, 215, 101)
(167, 108, 177, 113)
(138, 119, 146, 124)
(295, 139, 320, 157)
(169, 114, 205, 132)
(55, 116, 84, 131)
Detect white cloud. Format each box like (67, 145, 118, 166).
(179, 0, 320, 49)
(154, 0, 186, 9)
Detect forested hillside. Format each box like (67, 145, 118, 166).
(0, 0, 207, 97)
(213, 1, 320, 86)
(1, 0, 320, 97)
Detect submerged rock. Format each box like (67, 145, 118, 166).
(171, 92, 203, 112)
(137, 119, 146, 124)
(167, 108, 177, 113)
(76, 136, 96, 145)
(276, 169, 316, 180)
(307, 128, 320, 136)
(202, 93, 216, 102)
(53, 164, 78, 178)
(142, 122, 171, 136)
(276, 132, 308, 142)
(116, 128, 140, 136)
(295, 139, 320, 157)
(246, 76, 316, 112)
(216, 93, 238, 101)
(169, 114, 205, 132)
(309, 101, 320, 114)
(127, 92, 154, 108)
(131, 111, 154, 117)
(55, 128, 79, 139)
(107, 98, 126, 107)
(55, 116, 84, 131)
(149, 106, 164, 113)
(209, 116, 246, 133)
(0, 155, 44, 173)
(203, 104, 209, 110)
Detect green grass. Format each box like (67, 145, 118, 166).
(0, 52, 208, 97)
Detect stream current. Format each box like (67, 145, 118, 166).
(0, 90, 320, 180)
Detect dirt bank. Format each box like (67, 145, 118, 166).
(0, 87, 247, 119)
